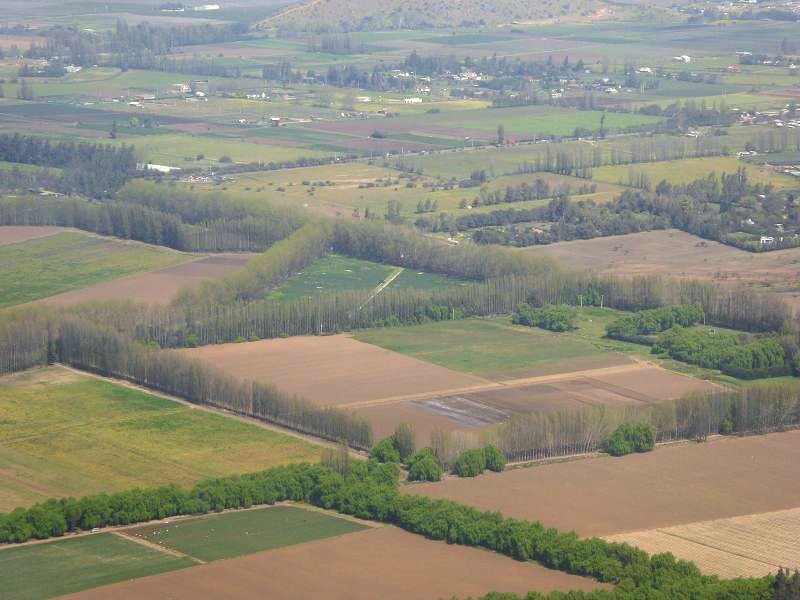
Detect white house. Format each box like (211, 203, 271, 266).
(760, 236, 775, 245)
(403, 97, 423, 104)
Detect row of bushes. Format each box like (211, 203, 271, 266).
(369, 426, 506, 480)
(605, 304, 705, 342)
(0, 460, 776, 598)
(652, 326, 790, 379)
(512, 303, 577, 332)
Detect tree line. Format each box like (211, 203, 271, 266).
(0, 183, 305, 252)
(491, 381, 800, 462)
(0, 458, 782, 599)
(464, 170, 800, 252)
(0, 133, 136, 197)
(26, 19, 249, 67)
(56, 316, 373, 449)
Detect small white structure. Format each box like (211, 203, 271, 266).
(760, 236, 775, 245)
(403, 97, 423, 104)
(193, 4, 220, 10)
(673, 55, 692, 63)
(138, 163, 182, 174)
(637, 66, 652, 73)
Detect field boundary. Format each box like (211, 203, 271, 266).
(334, 357, 663, 409)
(358, 266, 404, 309)
(54, 364, 365, 458)
(112, 531, 206, 564)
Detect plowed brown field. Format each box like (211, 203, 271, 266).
(410, 430, 800, 537)
(525, 229, 800, 311)
(0, 225, 69, 246)
(37, 254, 256, 306)
(179, 335, 718, 443)
(605, 507, 800, 578)
(63, 527, 605, 600)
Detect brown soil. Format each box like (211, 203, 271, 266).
(409, 429, 800, 537)
(63, 527, 604, 600)
(525, 229, 800, 311)
(37, 253, 255, 306)
(605, 507, 800, 579)
(181, 337, 717, 446)
(179, 334, 489, 407)
(0, 225, 70, 246)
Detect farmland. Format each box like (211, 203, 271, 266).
(591, 156, 798, 189)
(525, 229, 800, 311)
(181, 318, 718, 443)
(268, 254, 465, 300)
(38, 253, 257, 306)
(0, 533, 194, 600)
(410, 429, 800, 537)
(0, 367, 321, 511)
(64, 526, 604, 600)
(127, 505, 368, 561)
(1, 1, 800, 597)
(0, 231, 193, 307)
(606, 507, 800, 579)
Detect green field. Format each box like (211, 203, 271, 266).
(0, 368, 321, 511)
(128, 505, 368, 562)
(0, 533, 194, 600)
(0, 232, 191, 307)
(354, 317, 622, 378)
(269, 254, 463, 300)
(591, 155, 798, 189)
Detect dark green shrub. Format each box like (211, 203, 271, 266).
(453, 448, 486, 477)
(370, 437, 401, 463)
(483, 444, 506, 472)
(603, 422, 655, 456)
(406, 448, 443, 482)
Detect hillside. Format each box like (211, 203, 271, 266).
(264, 0, 608, 30)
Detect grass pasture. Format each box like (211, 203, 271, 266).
(127, 505, 368, 562)
(269, 254, 465, 300)
(0, 533, 194, 600)
(0, 232, 191, 307)
(0, 367, 321, 511)
(353, 318, 614, 379)
(591, 156, 797, 189)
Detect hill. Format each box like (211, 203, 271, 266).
(264, 0, 609, 30)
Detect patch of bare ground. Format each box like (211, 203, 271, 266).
(178, 334, 490, 407)
(180, 337, 717, 445)
(36, 253, 256, 306)
(409, 430, 800, 537)
(0, 225, 71, 246)
(525, 229, 800, 311)
(605, 507, 800, 578)
(62, 527, 606, 600)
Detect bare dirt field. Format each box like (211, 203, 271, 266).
(64, 526, 604, 600)
(605, 507, 800, 579)
(410, 430, 800, 537)
(37, 253, 256, 306)
(0, 225, 69, 246)
(180, 336, 717, 443)
(410, 363, 718, 427)
(179, 334, 490, 407)
(525, 229, 800, 310)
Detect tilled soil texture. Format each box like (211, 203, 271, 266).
(179, 336, 717, 443)
(62, 527, 606, 600)
(525, 229, 800, 312)
(605, 507, 800, 579)
(0, 225, 69, 246)
(36, 254, 256, 306)
(409, 430, 800, 537)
